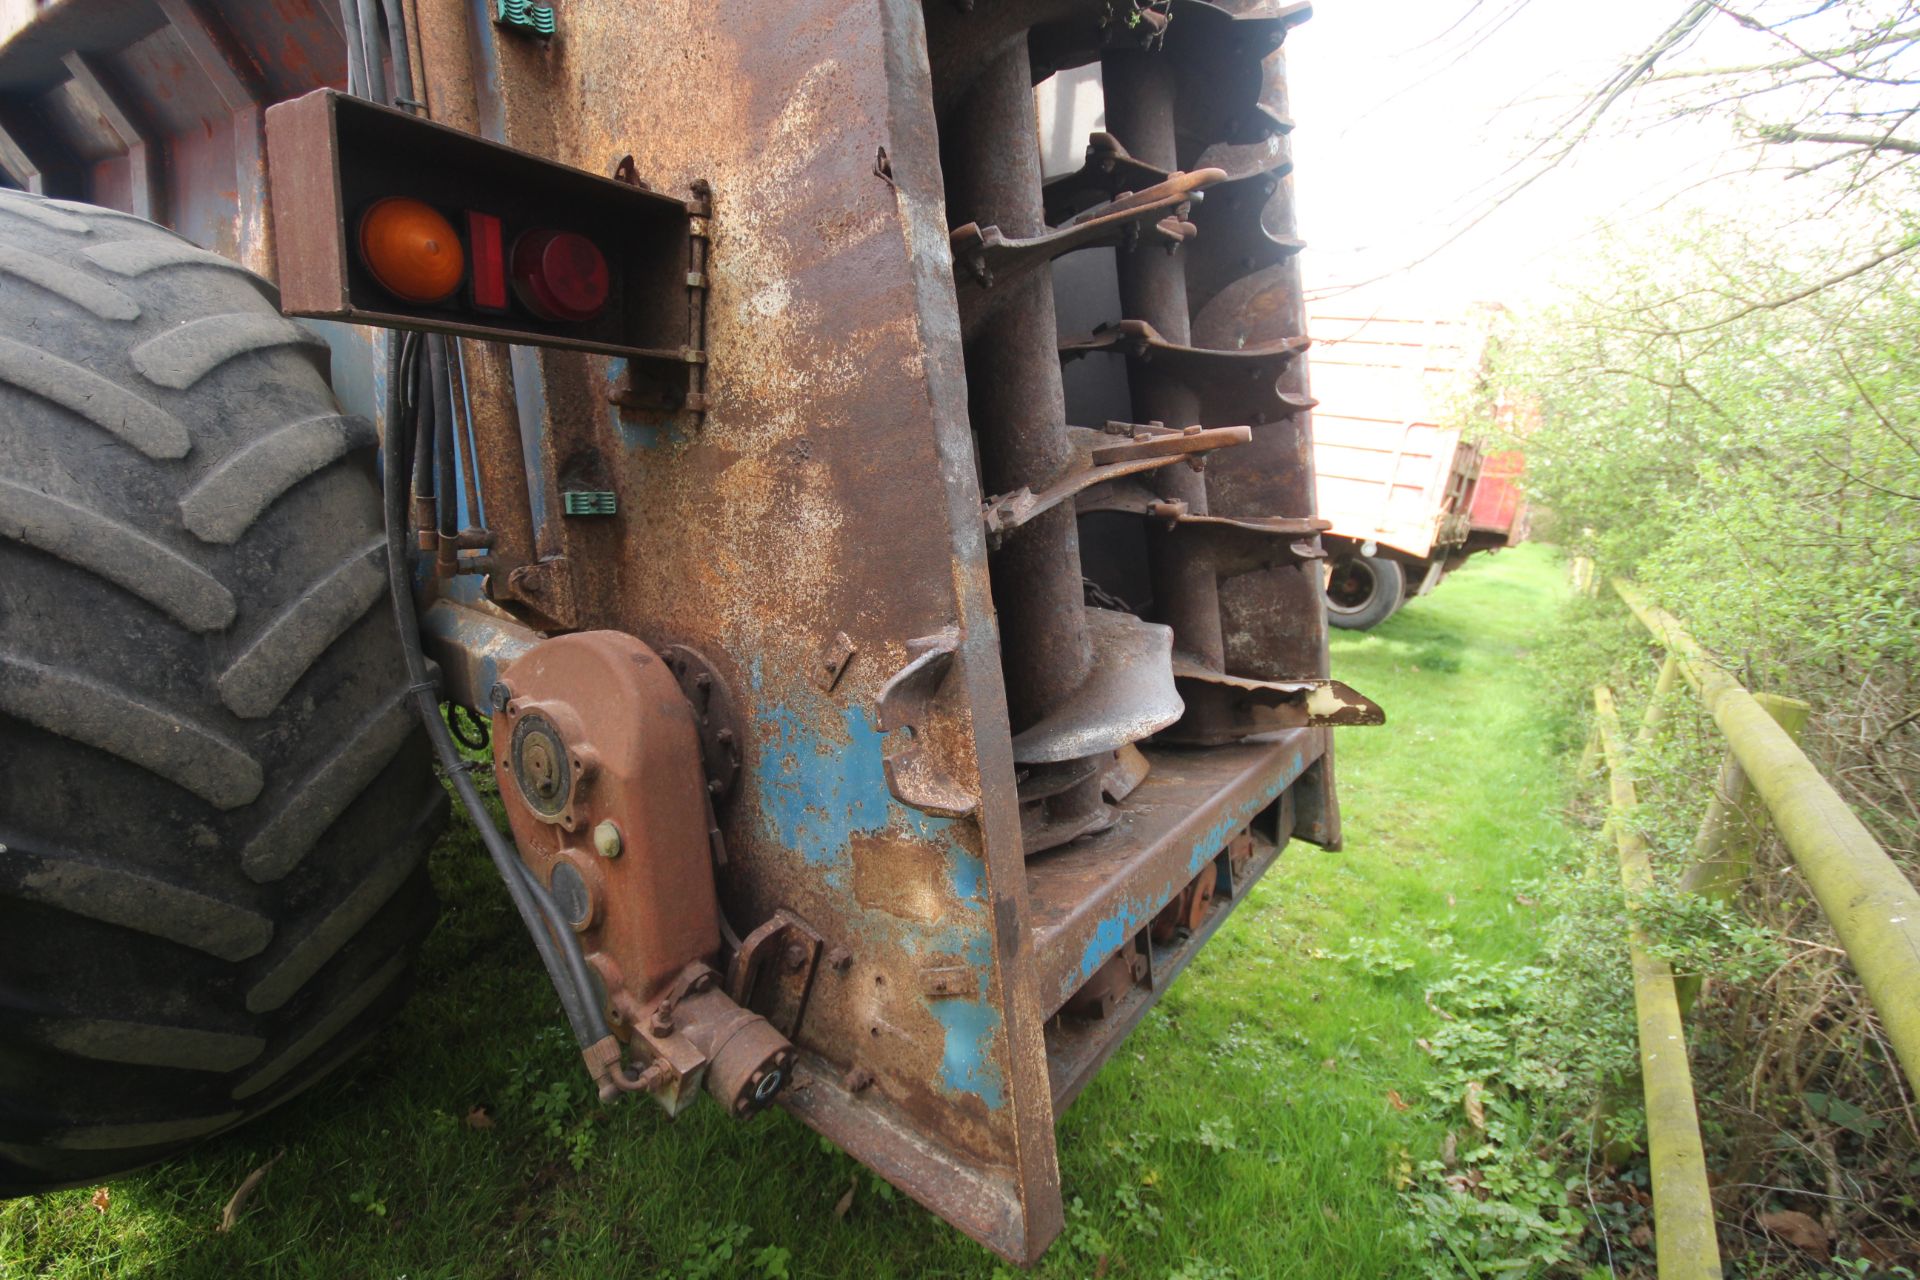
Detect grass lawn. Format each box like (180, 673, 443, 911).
(2, 543, 1576, 1279)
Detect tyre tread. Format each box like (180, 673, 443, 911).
(0, 192, 443, 1194)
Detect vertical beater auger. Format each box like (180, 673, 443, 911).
(932, 0, 1374, 772)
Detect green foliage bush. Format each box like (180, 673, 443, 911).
(1496, 219, 1919, 859)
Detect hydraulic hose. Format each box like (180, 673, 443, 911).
(337, 0, 368, 99)
(350, 7, 628, 1085)
(380, 334, 610, 1059)
(376, 0, 415, 106)
(408, 335, 434, 505)
(427, 336, 458, 539)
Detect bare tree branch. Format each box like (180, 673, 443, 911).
(1761, 127, 1920, 153)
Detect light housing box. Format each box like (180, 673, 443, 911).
(264, 89, 697, 368)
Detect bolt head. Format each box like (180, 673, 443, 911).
(489, 682, 512, 712)
(783, 943, 809, 972)
(592, 820, 623, 859)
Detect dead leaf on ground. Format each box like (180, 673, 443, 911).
(465, 1105, 495, 1130)
(217, 1153, 283, 1233)
(1514, 892, 1538, 907)
(1630, 1223, 1653, 1248)
(1440, 1131, 1458, 1168)
(833, 1178, 856, 1220)
(89, 1187, 109, 1214)
(1386, 1090, 1410, 1112)
(1757, 1209, 1830, 1261)
(1463, 1080, 1487, 1130)
(1859, 1237, 1901, 1265)
(1321, 1057, 1337, 1071)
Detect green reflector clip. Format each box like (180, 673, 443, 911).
(495, 0, 556, 37)
(562, 491, 616, 517)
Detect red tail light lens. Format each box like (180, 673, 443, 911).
(466, 211, 508, 313)
(510, 228, 610, 323)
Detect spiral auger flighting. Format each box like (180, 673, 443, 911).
(930, 0, 1379, 860)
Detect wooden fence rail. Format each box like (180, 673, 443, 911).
(1612, 579, 1920, 1092)
(1592, 685, 1723, 1280)
(1587, 577, 1920, 1275)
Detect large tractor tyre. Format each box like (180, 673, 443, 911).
(0, 190, 445, 1193)
(1324, 552, 1405, 631)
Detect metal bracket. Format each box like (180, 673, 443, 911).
(499, 555, 580, 631)
(726, 909, 824, 1039)
(874, 628, 978, 818)
(813, 630, 856, 693)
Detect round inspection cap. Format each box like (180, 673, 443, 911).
(549, 861, 592, 930)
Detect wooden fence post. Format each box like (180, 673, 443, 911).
(1674, 694, 1812, 1015)
(1636, 653, 1682, 747)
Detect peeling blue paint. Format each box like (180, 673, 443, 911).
(755, 696, 894, 868)
(948, 848, 987, 904)
(749, 663, 959, 875)
(929, 997, 1004, 1109)
(1073, 749, 1321, 998)
(1185, 749, 1312, 873)
(1077, 897, 1152, 988)
(744, 664, 1011, 1110)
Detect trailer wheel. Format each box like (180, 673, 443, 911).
(1324, 552, 1405, 631)
(0, 191, 444, 1193)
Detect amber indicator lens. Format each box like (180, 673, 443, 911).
(359, 197, 464, 303)
(511, 228, 610, 323)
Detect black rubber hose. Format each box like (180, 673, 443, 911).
(355, 23, 609, 1065)
(377, 0, 414, 105)
(428, 336, 458, 538)
(337, 0, 368, 99)
(408, 336, 434, 504)
(381, 335, 607, 1054)
(354, 0, 387, 103)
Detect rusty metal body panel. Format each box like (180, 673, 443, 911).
(0, 0, 1362, 1263)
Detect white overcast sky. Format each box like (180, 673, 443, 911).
(1286, 0, 1785, 312)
